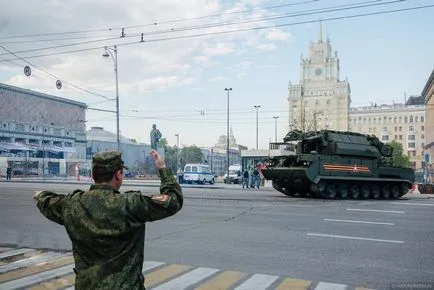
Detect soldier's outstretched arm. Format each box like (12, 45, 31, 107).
(34, 190, 69, 225)
(125, 150, 183, 223)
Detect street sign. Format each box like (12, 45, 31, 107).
(56, 80, 62, 89)
(24, 66, 31, 76)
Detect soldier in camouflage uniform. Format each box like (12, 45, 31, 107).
(34, 149, 183, 290)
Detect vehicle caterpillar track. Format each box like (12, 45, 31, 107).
(260, 129, 415, 200)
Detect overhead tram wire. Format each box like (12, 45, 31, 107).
(0, 45, 113, 101)
(0, 0, 318, 39)
(1, 3, 432, 62)
(0, 0, 399, 57)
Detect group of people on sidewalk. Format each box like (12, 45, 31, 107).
(242, 165, 263, 189)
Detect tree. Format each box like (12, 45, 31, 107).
(387, 140, 411, 168)
(181, 145, 204, 163)
(158, 137, 168, 149)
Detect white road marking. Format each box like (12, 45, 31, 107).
(152, 267, 220, 290)
(315, 281, 347, 289)
(0, 248, 35, 259)
(0, 264, 74, 289)
(307, 233, 404, 244)
(142, 261, 165, 272)
(0, 251, 71, 273)
(323, 219, 394, 226)
(388, 202, 434, 207)
(346, 208, 405, 214)
(60, 261, 165, 290)
(234, 274, 279, 290)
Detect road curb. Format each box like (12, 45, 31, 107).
(0, 179, 224, 189)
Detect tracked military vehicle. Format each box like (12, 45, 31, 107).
(260, 130, 415, 199)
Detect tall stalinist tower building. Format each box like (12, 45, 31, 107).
(288, 24, 351, 132)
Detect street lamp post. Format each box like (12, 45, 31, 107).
(103, 45, 120, 152)
(254, 105, 261, 150)
(175, 133, 179, 167)
(225, 88, 232, 182)
(273, 116, 279, 142)
(40, 116, 45, 179)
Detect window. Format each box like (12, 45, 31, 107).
(421, 125, 424, 131)
(409, 126, 414, 131)
(408, 142, 415, 148)
(192, 166, 198, 172)
(410, 116, 413, 123)
(399, 135, 403, 140)
(421, 116, 425, 122)
(422, 134, 425, 139)
(395, 126, 398, 132)
(416, 116, 419, 122)
(408, 135, 415, 141)
(382, 135, 389, 141)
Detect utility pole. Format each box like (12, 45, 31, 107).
(273, 116, 279, 142)
(175, 133, 179, 167)
(40, 116, 45, 179)
(225, 88, 232, 181)
(254, 105, 261, 150)
(103, 45, 120, 151)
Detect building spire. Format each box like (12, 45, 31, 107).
(318, 19, 323, 43)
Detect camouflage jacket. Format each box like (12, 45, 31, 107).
(36, 168, 183, 290)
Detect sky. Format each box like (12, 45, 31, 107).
(0, 0, 433, 150)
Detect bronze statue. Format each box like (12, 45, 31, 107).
(150, 124, 162, 150)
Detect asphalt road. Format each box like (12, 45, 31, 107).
(1, 181, 433, 289)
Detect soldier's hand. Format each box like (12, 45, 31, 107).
(150, 149, 166, 169)
(33, 191, 43, 201)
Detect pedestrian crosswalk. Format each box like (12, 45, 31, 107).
(0, 246, 374, 290)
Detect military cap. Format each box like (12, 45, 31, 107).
(92, 151, 128, 172)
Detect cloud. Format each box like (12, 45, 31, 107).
(256, 43, 276, 51)
(0, 0, 295, 145)
(262, 28, 291, 41)
(203, 42, 236, 56)
(209, 76, 227, 82)
(194, 55, 219, 67)
(124, 76, 195, 94)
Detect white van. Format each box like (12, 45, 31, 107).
(224, 164, 242, 184)
(183, 163, 215, 184)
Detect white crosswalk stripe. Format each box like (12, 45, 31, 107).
(1, 264, 74, 289)
(152, 267, 219, 290)
(0, 246, 376, 290)
(0, 248, 35, 259)
(233, 274, 279, 290)
(315, 281, 348, 290)
(0, 252, 71, 273)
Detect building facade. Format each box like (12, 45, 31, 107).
(422, 69, 434, 166)
(86, 126, 156, 171)
(288, 25, 351, 132)
(349, 102, 426, 169)
(0, 83, 87, 176)
(201, 127, 246, 177)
